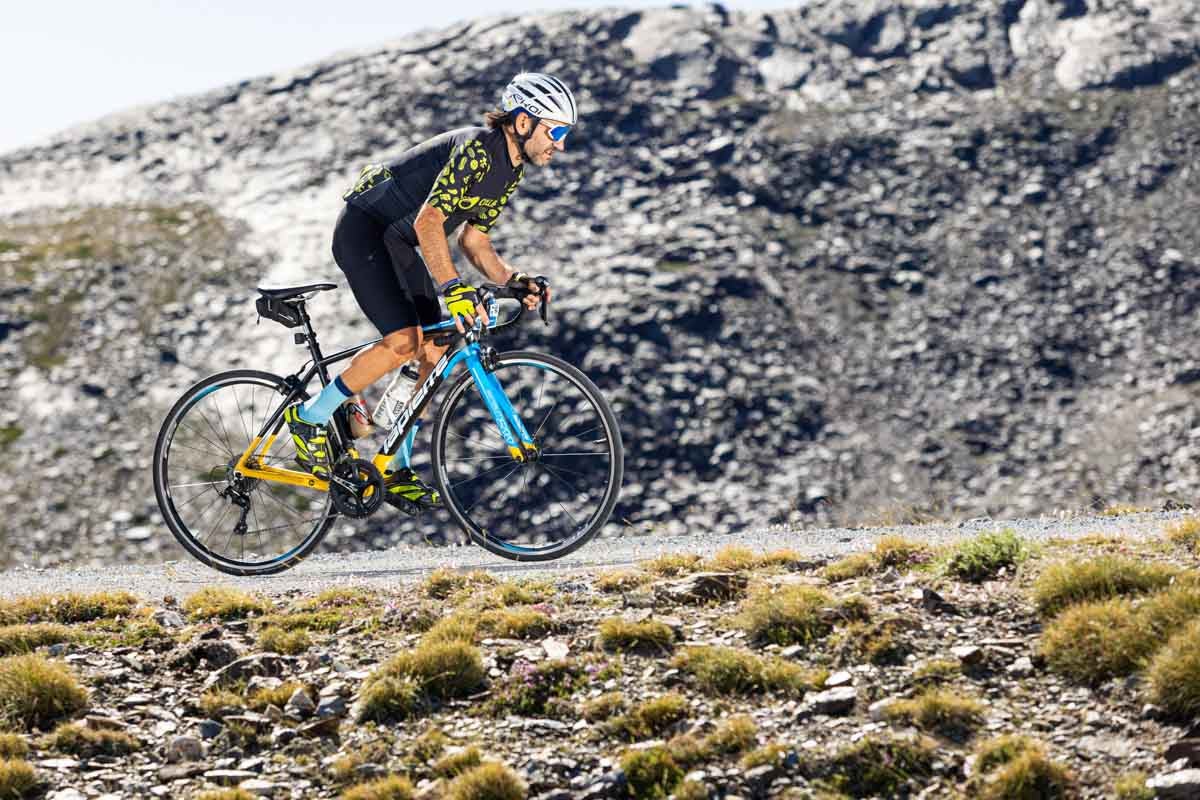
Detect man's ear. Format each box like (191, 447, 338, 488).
(517, 112, 533, 135)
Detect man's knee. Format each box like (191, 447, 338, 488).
(381, 328, 422, 366)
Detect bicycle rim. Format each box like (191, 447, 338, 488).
(432, 351, 623, 561)
(153, 370, 335, 575)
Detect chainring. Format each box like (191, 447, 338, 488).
(328, 458, 385, 518)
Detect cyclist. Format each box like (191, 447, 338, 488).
(283, 72, 576, 510)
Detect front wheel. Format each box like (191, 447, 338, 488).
(430, 351, 623, 561)
(152, 369, 336, 575)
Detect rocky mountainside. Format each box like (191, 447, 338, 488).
(2, 1, 1200, 568)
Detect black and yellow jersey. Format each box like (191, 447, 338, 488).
(342, 126, 524, 247)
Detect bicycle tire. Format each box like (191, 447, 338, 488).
(430, 350, 623, 562)
(152, 369, 336, 575)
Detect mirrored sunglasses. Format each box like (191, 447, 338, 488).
(540, 121, 571, 142)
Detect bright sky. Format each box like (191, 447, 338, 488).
(1, 1, 789, 155)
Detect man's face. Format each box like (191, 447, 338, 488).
(521, 117, 567, 168)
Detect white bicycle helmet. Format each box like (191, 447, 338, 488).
(501, 72, 578, 126)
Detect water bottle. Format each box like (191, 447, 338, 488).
(373, 361, 421, 430)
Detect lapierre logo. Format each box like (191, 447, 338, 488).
(383, 355, 448, 451)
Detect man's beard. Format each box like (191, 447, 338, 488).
(522, 140, 550, 167)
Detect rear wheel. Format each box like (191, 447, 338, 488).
(430, 351, 623, 561)
(152, 370, 335, 575)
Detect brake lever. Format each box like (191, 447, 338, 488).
(535, 276, 550, 325)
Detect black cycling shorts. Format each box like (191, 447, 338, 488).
(331, 204, 444, 336)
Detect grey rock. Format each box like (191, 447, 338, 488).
(153, 609, 186, 628)
(951, 645, 983, 665)
(1006, 656, 1035, 677)
(656, 572, 748, 604)
(285, 687, 316, 718)
(1166, 738, 1200, 767)
(204, 769, 259, 786)
(165, 735, 203, 763)
(203, 654, 293, 690)
(197, 720, 224, 740)
(805, 686, 858, 716)
(316, 695, 347, 719)
(1147, 769, 1200, 800)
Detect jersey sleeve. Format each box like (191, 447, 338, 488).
(469, 173, 523, 235)
(427, 138, 490, 217)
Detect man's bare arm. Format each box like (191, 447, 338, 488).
(457, 224, 518, 285)
(413, 204, 459, 287)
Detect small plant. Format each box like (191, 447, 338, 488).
(0, 655, 88, 731)
(1031, 557, 1177, 616)
(1113, 771, 1154, 800)
(410, 727, 449, 762)
(358, 641, 485, 723)
(820, 734, 936, 797)
(822, 552, 876, 582)
(873, 535, 934, 570)
(740, 743, 788, 770)
(979, 749, 1075, 800)
(433, 746, 483, 778)
(757, 549, 810, 570)
(943, 529, 1029, 582)
(595, 570, 652, 593)
(487, 659, 582, 719)
(0, 624, 76, 657)
(422, 568, 494, 601)
(597, 618, 675, 654)
(183, 587, 269, 620)
(619, 746, 683, 800)
(0, 734, 27, 759)
(1101, 504, 1151, 516)
(671, 779, 708, 800)
(1146, 617, 1200, 719)
(340, 775, 415, 800)
(732, 585, 837, 646)
(0, 591, 138, 625)
(705, 545, 759, 572)
(611, 693, 689, 740)
(443, 761, 527, 800)
(258, 626, 311, 655)
(422, 614, 478, 645)
(830, 618, 908, 666)
(664, 733, 707, 766)
(913, 659, 961, 684)
(195, 791, 257, 800)
(973, 734, 1037, 773)
(0, 759, 39, 800)
(882, 688, 984, 742)
(641, 554, 703, 577)
(581, 691, 626, 722)
(299, 587, 379, 611)
(260, 610, 351, 633)
(1166, 518, 1200, 552)
(39, 722, 138, 757)
(479, 608, 552, 640)
(703, 714, 757, 755)
(671, 646, 825, 696)
(488, 580, 552, 606)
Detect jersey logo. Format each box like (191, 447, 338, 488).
(457, 196, 482, 210)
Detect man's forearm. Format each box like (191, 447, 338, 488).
(415, 217, 459, 287)
(462, 237, 516, 285)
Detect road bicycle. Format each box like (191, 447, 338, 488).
(152, 281, 623, 575)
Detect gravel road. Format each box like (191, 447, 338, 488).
(0, 510, 1188, 601)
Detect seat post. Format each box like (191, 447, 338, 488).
(297, 303, 330, 387)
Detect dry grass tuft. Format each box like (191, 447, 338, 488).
(594, 570, 652, 593)
(822, 734, 936, 797)
(195, 791, 257, 800)
(0, 655, 88, 731)
(705, 545, 760, 573)
(882, 688, 985, 742)
(478, 608, 552, 640)
(183, 587, 269, 621)
(740, 742, 789, 770)
(671, 646, 826, 697)
(1166, 517, 1200, 551)
(0, 624, 76, 657)
(258, 626, 311, 655)
(822, 552, 877, 582)
(299, 587, 379, 611)
(1031, 556, 1179, 616)
(487, 659, 582, 719)
(581, 691, 626, 722)
(0, 734, 27, 759)
(339, 775, 415, 800)
(1146, 617, 1200, 720)
(358, 642, 485, 723)
(732, 585, 835, 647)
(422, 614, 478, 645)
(486, 580, 553, 606)
(39, 722, 138, 757)
(1113, 771, 1154, 800)
(913, 659, 961, 684)
(597, 618, 675, 654)
(422, 568, 495, 601)
(830, 618, 909, 666)
(0, 759, 39, 800)
(432, 746, 483, 778)
(619, 746, 683, 800)
(611, 693, 689, 740)
(443, 761, 526, 800)
(703, 714, 758, 756)
(641, 553, 703, 577)
(0, 591, 138, 625)
(979, 749, 1075, 800)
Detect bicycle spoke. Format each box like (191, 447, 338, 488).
(450, 459, 522, 489)
(533, 398, 563, 440)
(170, 480, 226, 490)
(234, 386, 253, 445)
(538, 451, 610, 457)
(175, 426, 232, 460)
(461, 463, 523, 514)
(537, 461, 589, 501)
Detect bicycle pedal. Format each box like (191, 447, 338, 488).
(385, 495, 423, 516)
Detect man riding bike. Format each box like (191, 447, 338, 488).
(283, 72, 577, 508)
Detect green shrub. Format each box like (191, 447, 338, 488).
(611, 693, 688, 740)
(822, 552, 876, 582)
(740, 743, 789, 770)
(973, 734, 1038, 774)
(479, 608, 552, 640)
(619, 746, 683, 800)
(422, 614, 478, 645)
(487, 659, 582, 719)
(597, 618, 675, 654)
(1031, 557, 1177, 616)
(671, 646, 825, 696)
(882, 689, 984, 742)
(0, 655, 88, 731)
(944, 529, 1029, 582)
(183, 587, 269, 620)
(1146, 617, 1200, 719)
(443, 761, 526, 800)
